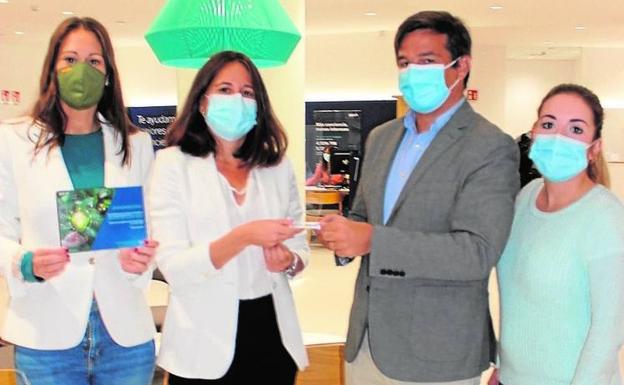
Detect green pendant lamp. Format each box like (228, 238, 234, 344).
(145, 0, 301, 68)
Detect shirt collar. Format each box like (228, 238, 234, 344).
(403, 97, 466, 136)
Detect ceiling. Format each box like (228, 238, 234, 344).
(0, 0, 166, 45)
(306, 0, 624, 60)
(1, 0, 623, 60)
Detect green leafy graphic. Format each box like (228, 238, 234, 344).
(57, 188, 114, 252)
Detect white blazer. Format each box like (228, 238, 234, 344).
(147, 147, 309, 379)
(0, 118, 156, 349)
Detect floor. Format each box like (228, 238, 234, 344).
(291, 245, 360, 345)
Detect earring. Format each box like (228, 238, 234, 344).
(105, 77, 110, 86)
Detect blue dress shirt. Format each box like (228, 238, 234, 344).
(382, 99, 465, 224)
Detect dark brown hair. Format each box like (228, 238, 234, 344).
(166, 51, 287, 167)
(537, 83, 608, 185)
(320, 145, 335, 169)
(394, 11, 472, 87)
(31, 17, 136, 164)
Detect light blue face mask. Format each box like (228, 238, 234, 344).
(204, 93, 257, 142)
(528, 134, 592, 183)
(399, 58, 460, 114)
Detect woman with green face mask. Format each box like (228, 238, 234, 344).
(0, 17, 158, 385)
(490, 84, 624, 385)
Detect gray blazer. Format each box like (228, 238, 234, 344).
(345, 102, 519, 382)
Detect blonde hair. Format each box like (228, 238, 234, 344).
(590, 151, 610, 188)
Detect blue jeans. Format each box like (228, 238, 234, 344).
(15, 301, 155, 385)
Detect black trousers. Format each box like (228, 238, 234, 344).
(169, 294, 297, 385)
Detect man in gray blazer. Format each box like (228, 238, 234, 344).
(318, 11, 519, 385)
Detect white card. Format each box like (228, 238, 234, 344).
(294, 222, 321, 230)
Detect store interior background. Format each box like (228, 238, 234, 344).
(2, 0, 624, 382)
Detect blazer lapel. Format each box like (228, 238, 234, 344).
(253, 167, 273, 219)
(371, 120, 405, 224)
(385, 102, 474, 224)
(46, 146, 74, 192)
(27, 125, 74, 192)
(102, 124, 124, 187)
(203, 154, 233, 231)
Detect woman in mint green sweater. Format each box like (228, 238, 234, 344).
(494, 84, 624, 385)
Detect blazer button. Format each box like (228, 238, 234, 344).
(88, 257, 96, 265)
(380, 269, 387, 275)
(399, 271, 406, 277)
(391, 270, 399, 276)
(366, 285, 370, 292)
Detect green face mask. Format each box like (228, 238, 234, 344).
(57, 62, 106, 110)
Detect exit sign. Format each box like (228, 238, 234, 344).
(467, 89, 478, 101)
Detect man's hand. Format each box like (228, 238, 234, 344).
(317, 215, 373, 257)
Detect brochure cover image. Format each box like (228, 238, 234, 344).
(56, 186, 147, 253)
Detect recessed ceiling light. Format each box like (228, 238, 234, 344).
(364, 12, 377, 16)
(0, 0, 9, 4)
(575, 25, 587, 30)
(489, 5, 504, 10)
(115, 20, 126, 25)
(14, 31, 24, 35)
(62, 11, 74, 15)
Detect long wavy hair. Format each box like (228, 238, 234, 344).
(31, 17, 136, 165)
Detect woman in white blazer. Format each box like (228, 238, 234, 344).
(147, 51, 309, 385)
(0, 18, 158, 385)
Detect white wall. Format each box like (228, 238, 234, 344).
(577, 47, 624, 107)
(467, 45, 507, 128)
(306, 31, 397, 100)
(306, 35, 510, 130)
(503, 58, 576, 138)
(114, 44, 177, 107)
(0, 41, 46, 119)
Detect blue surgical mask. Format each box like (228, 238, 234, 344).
(204, 94, 257, 141)
(399, 58, 460, 114)
(528, 134, 591, 182)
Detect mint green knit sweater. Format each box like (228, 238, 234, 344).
(498, 179, 624, 385)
